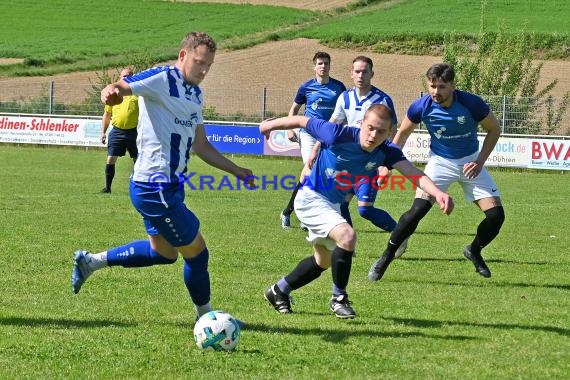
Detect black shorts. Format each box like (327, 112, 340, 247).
(108, 127, 138, 158)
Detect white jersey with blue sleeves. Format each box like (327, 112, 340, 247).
(407, 90, 489, 159)
(305, 118, 406, 204)
(331, 86, 397, 127)
(124, 65, 204, 183)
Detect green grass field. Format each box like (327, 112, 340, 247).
(0, 145, 568, 379)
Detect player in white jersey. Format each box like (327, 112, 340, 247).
(260, 105, 454, 318)
(329, 56, 399, 233)
(368, 63, 505, 282)
(71, 32, 253, 324)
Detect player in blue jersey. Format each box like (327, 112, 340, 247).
(328, 56, 399, 234)
(71, 32, 254, 323)
(280, 52, 346, 230)
(260, 104, 454, 318)
(368, 63, 505, 281)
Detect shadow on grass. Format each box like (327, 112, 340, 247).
(382, 316, 569, 337)
(0, 316, 135, 329)
(358, 230, 474, 238)
(232, 322, 477, 343)
(385, 276, 570, 291)
(397, 257, 550, 265)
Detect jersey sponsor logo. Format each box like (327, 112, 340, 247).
(337, 155, 350, 162)
(324, 168, 348, 181)
(365, 162, 377, 171)
(311, 98, 323, 111)
(174, 113, 198, 128)
(434, 126, 447, 139)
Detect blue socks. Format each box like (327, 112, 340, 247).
(184, 248, 211, 307)
(106, 240, 177, 267)
(105, 241, 211, 309)
(358, 205, 396, 232)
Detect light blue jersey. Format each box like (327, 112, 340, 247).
(125, 65, 204, 182)
(294, 78, 346, 119)
(407, 90, 490, 159)
(304, 118, 406, 204)
(332, 86, 397, 127)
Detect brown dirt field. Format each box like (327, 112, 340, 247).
(1, 38, 569, 119)
(0, 58, 23, 65)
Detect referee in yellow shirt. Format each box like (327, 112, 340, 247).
(100, 67, 139, 193)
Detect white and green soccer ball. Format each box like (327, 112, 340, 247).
(193, 310, 241, 352)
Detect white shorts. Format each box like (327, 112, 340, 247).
(418, 151, 500, 202)
(294, 187, 346, 251)
(298, 129, 317, 165)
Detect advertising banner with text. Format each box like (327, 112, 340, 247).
(527, 138, 570, 170)
(2, 114, 568, 170)
(204, 124, 263, 154)
(0, 114, 103, 146)
(401, 131, 531, 168)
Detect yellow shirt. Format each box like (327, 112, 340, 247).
(104, 95, 139, 130)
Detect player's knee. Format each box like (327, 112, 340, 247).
(334, 224, 356, 251)
(484, 206, 505, 226)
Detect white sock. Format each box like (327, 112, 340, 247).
(195, 303, 212, 318)
(86, 251, 108, 270)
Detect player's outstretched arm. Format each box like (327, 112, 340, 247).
(192, 124, 254, 186)
(101, 80, 132, 106)
(393, 160, 454, 215)
(259, 116, 309, 139)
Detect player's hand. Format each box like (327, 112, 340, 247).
(101, 85, 123, 106)
(235, 167, 256, 189)
(287, 130, 298, 143)
(463, 161, 482, 180)
(259, 118, 277, 140)
(307, 150, 318, 169)
(376, 166, 391, 187)
(435, 193, 454, 215)
(101, 134, 107, 144)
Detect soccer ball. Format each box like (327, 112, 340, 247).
(193, 310, 241, 352)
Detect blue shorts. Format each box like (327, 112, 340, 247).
(352, 182, 378, 203)
(108, 127, 138, 158)
(130, 181, 200, 247)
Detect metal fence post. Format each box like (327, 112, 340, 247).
(501, 95, 507, 132)
(261, 87, 267, 120)
(49, 81, 55, 114)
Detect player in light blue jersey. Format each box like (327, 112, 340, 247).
(328, 56, 399, 234)
(71, 32, 253, 324)
(368, 63, 505, 281)
(261, 104, 453, 318)
(280, 52, 346, 230)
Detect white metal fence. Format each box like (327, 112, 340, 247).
(1, 79, 568, 135)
